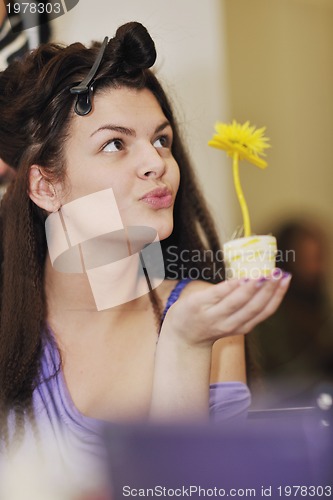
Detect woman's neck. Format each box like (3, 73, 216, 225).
(44, 256, 154, 336)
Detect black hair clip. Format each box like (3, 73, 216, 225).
(70, 36, 109, 116)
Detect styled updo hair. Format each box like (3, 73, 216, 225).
(0, 22, 222, 439)
(111, 22, 157, 73)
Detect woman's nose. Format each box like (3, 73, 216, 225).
(137, 143, 166, 179)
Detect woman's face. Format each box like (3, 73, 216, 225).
(60, 87, 180, 240)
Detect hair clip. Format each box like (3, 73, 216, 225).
(70, 37, 109, 116)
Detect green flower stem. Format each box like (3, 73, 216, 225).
(232, 152, 251, 237)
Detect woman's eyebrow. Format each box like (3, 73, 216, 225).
(91, 125, 136, 137)
(90, 120, 171, 138)
(155, 120, 171, 134)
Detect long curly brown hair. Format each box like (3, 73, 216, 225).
(0, 22, 226, 442)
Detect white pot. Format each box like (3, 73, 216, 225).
(223, 235, 277, 280)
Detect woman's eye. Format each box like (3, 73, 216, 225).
(102, 139, 123, 152)
(153, 135, 169, 149)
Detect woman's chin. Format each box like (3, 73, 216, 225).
(156, 225, 173, 241)
(122, 214, 174, 241)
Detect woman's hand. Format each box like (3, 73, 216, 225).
(150, 271, 291, 420)
(161, 271, 291, 347)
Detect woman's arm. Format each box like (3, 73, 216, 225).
(210, 335, 246, 384)
(150, 274, 291, 420)
(150, 327, 212, 420)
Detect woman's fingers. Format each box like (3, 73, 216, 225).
(238, 274, 291, 333)
(204, 272, 292, 337)
(193, 276, 263, 309)
(167, 271, 292, 345)
(203, 278, 242, 303)
(205, 277, 273, 317)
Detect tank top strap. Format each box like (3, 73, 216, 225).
(160, 278, 192, 325)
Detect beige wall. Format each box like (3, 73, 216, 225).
(223, 0, 333, 237)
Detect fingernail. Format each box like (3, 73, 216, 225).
(280, 273, 291, 287)
(280, 272, 292, 285)
(256, 277, 268, 287)
(240, 278, 250, 284)
(272, 268, 283, 279)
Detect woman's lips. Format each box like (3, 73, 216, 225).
(140, 187, 173, 209)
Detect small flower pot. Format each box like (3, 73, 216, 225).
(223, 235, 277, 280)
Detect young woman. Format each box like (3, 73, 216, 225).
(0, 21, 290, 461)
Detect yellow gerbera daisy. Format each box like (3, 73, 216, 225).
(208, 120, 271, 236)
(208, 120, 270, 169)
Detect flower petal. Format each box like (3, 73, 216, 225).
(208, 120, 270, 167)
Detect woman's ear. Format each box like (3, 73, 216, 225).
(28, 165, 60, 212)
